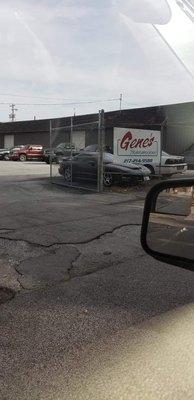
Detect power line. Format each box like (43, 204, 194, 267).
(0, 93, 74, 100)
(0, 98, 120, 106)
(0, 93, 119, 101)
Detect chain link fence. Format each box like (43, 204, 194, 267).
(49, 110, 105, 192)
(48, 111, 169, 192)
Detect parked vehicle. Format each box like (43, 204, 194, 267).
(44, 143, 78, 164)
(80, 145, 187, 178)
(143, 151, 187, 177)
(9, 144, 45, 161)
(58, 152, 150, 187)
(181, 143, 194, 169)
(0, 148, 10, 160)
(83, 144, 112, 153)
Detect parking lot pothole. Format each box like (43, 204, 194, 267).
(0, 286, 15, 304)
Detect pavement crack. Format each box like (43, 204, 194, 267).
(71, 223, 142, 245)
(16, 278, 26, 290)
(0, 223, 141, 248)
(14, 265, 24, 277)
(67, 247, 82, 278)
(0, 228, 15, 234)
(0, 236, 51, 249)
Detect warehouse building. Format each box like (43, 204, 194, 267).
(0, 102, 193, 155)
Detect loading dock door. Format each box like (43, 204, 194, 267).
(4, 135, 14, 149)
(72, 131, 85, 150)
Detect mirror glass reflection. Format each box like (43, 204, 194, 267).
(147, 185, 194, 260)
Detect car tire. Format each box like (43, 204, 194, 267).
(144, 164, 155, 175)
(64, 167, 72, 182)
(4, 154, 10, 161)
(19, 154, 27, 162)
(45, 158, 50, 164)
(103, 172, 113, 187)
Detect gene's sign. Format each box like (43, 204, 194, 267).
(113, 128, 161, 165)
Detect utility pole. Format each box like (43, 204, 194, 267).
(70, 116, 73, 186)
(119, 93, 123, 112)
(9, 104, 18, 122)
(98, 109, 105, 193)
(49, 120, 53, 181)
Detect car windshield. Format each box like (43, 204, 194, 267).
(1, 1, 194, 121)
(2, 3, 194, 400)
(57, 143, 75, 149)
(84, 145, 99, 152)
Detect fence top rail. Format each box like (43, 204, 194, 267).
(51, 120, 99, 131)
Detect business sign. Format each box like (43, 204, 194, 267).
(113, 128, 161, 165)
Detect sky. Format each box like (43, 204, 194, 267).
(1, 0, 194, 122)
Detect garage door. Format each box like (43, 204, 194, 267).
(4, 135, 14, 149)
(72, 131, 85, 150)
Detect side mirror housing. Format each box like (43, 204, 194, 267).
(141, 179, 194, 271)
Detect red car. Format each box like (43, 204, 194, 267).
(9, 145, 45, 162)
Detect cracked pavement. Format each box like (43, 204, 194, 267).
(0, 175, 144, 291)
(1, 163, 194, 400)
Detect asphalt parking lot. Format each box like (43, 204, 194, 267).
(1, 161, 194, 400)
(0, 160, 53, 178)
(1, 159, 193, 184)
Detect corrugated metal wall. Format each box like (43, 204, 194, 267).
(164, 103, 194, 155)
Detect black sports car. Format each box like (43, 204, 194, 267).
(58, 152, 150, 187)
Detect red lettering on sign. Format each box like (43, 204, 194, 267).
(119, 131, 155, 150)
(136, 138, 144, 148)
(120, 131, 133, 150)
(143, 138, 149, 147)
(130, 139, 137, 148)
(148, 137, 155, 147)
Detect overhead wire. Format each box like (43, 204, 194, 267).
(0, 98, 120, 106)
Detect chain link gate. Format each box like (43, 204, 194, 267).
(49, 110, 105, 192)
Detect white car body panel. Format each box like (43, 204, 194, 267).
(147, 151, 187, 175)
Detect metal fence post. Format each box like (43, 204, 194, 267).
(98, 109, 105, 192)
(159, 118, 167, 177)
(49, 120, 53, 181)
(70, 116, 73, 186)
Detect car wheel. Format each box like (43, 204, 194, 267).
(45, 158, 50, 164)
(103, 172, 113, 187)
(4, 154, 10, 161)
(64, 167, 72, 182)
(19, 154, 27, 162)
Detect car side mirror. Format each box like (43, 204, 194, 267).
(141, 179, 194, 271)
